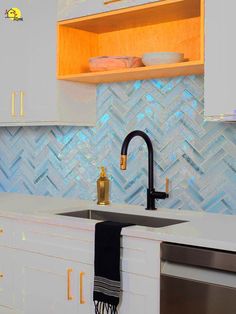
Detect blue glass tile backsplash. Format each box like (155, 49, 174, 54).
(0, 75, 235, 214)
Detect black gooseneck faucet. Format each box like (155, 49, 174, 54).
(120, 130, 169, 210)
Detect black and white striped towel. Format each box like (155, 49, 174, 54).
(93, 221, 133, 314)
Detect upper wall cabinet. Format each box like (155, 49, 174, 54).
(58, 0, 158, 21)
(205, 0, 236, 121)
(57, 0, 204, 84)
(0, 1, 38, 124)
(0, 0, 96, 127)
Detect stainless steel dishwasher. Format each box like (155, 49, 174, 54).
(160, 243, 236, 314)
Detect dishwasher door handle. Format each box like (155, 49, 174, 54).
(161, 261, 236, 288)
(161, 243, 236, 272)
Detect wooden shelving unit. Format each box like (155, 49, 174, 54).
(57, 0, 204, 84)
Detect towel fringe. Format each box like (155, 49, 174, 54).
(94, 301, 118, 314)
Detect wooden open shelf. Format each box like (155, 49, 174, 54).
(57, 0, 204, 84)
(59, 61, 203, 83)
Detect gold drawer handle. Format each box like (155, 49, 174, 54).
(80, 272, 85, 304)
(11, 92, 16, 117)
(0, 229, 3, 235)
(20, 91, 25, 117)
(67, 268, 74, 301)
(104, 0, 123, 4)
(0, 273, 3, 278)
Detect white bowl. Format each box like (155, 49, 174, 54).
(142, 52, 184, 66)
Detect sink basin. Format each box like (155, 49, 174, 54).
(58, 210, 187, 228)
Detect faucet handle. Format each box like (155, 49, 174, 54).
(165, 177, 169, 194)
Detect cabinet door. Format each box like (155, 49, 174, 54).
(0, 0, 96, 126)
(119, 273, 159, 314)
(23, 0, 58, 123)
(15, 251, 94, 314)
(15, 252, 78, 314)
(0, 248, 15, 309)
(72, 263, 159, 314)
(205, 0, 236, 121)
(0, 1, 29, 123)
(76, 267, 159, 314)
(0, 0, 57, 124)
(58, 0, 158, 21)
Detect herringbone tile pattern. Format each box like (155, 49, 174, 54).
(0, 75, 235, 214)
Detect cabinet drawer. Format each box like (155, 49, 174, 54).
(14, 222, 160, 278)
(121, 236, 160, 278)
(0, 218, 14, 247)
(14, 222, 94, 264)
(58, 0, 158, 21)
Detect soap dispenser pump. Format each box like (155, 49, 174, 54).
(97, 167, 110, 205)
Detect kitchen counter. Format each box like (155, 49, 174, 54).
(0, 192, 235, 252)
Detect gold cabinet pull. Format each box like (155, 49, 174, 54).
(67, 268, 74, 301)
(11, 92, 16, 117)
(80, 272, 85, 304)
(0, 273, 3, 278)
(0, 229, 3, 235)
(104, 0, 123, 4)
(20, 91, 25, 117)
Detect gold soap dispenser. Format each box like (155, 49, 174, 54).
(97, 167, 110, 205)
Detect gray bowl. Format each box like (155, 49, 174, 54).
(142, 52, 184, 66)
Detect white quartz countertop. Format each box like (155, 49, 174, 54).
(0, 192, 235, 252)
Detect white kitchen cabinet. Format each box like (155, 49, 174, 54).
(58, 0, 159, 21)
(205, 0, 236, 121)
(14, 254, 158, 314)
(0, 217, 161, 314)
(0, 1, 29, 124)
(0, 0, 96, 126)
(13, 250, 158, 314)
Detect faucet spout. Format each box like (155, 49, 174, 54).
(120, 130, 169, 210)
(120, 130, 154, 190)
